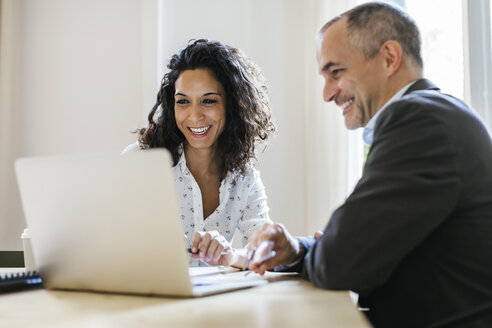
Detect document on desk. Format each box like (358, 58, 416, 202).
(190, 266, 270, 289)
(189, 266, 295, 290)
(189, 266, 240, 277)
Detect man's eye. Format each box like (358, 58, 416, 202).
(203, 99, 217, 104)
(176, 99, 189, 105)
(331, 69, 343, 79)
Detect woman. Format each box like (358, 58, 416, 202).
(123, 39, 275, 268)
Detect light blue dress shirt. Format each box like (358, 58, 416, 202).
(362, 81, 416, 146)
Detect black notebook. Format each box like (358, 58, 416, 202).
(0, 271, 43, 293)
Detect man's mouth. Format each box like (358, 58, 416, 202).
(189, 126, 211, 135)
(340, 99, 354, 111)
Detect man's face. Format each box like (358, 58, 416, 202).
(316, 18, 384, 130)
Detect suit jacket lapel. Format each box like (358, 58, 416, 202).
(363, 79, 440, 175)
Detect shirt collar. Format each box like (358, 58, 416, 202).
(175, 144, 236, 183)
(176, 144, 189, 175)
(362, 81, 415, 145)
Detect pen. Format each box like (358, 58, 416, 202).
(186, 248, 232, 255)
(243, 248, 256, 276)
(243, 241, 277, 276)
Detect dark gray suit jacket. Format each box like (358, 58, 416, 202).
(292, 79, 492, 328)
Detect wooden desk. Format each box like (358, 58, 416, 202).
(0, 274, 370, 327)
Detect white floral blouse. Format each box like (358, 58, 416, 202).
(122, 142, 271, 248)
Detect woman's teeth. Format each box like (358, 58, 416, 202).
(189, 126, 211, 135)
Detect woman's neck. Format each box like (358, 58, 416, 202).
(184, 145, 220, 178)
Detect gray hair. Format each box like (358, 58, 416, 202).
(320, 2, 423, 69)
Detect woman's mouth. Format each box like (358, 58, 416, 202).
(188, 125, 211, 136)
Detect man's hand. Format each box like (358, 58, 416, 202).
(247, 222, 303, 275)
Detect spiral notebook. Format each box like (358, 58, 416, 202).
(14, 150, 267, 297)
(0, 270, 43, 293)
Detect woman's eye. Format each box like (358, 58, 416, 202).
(176, 99, 189, 105)
(203, 99, 217, 105)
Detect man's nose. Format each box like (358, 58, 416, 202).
(323, 80, 338, 103)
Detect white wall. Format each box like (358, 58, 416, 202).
(2, 0, 361, 249)
(0, 0, 22, 250)
(1, 0, 156, 249)
(18, 0, 148, 157)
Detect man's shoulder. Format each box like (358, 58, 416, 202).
(372, 89, 490, 159)
(401, 89, 467, 110)
(378, 90, 472, 130)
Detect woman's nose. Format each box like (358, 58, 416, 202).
(188, 103, 204, 121)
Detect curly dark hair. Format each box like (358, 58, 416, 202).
(137, 39, 275, 180)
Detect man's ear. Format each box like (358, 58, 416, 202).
(380, 40, 402, 77)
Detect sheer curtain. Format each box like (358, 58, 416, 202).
(0, 0, 23, 250)
(304, 0, 363, 234)
(464, 0, 492, 132)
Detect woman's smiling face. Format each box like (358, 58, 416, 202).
(174, 68, 226, 151)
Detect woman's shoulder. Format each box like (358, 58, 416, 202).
(231, 163, 263, 184)
(244, 164, 260, 178)
(121, 141, 147, 154)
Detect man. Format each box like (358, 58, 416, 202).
(248, 2, 492, 328)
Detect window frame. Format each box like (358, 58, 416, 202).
(463, 0, 492, 131)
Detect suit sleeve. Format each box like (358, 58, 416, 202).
(301, 101, 461, 293)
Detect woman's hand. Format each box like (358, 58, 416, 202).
(191, 231, 235, 266)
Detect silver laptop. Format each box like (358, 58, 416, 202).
(14, 149, 267, 297)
